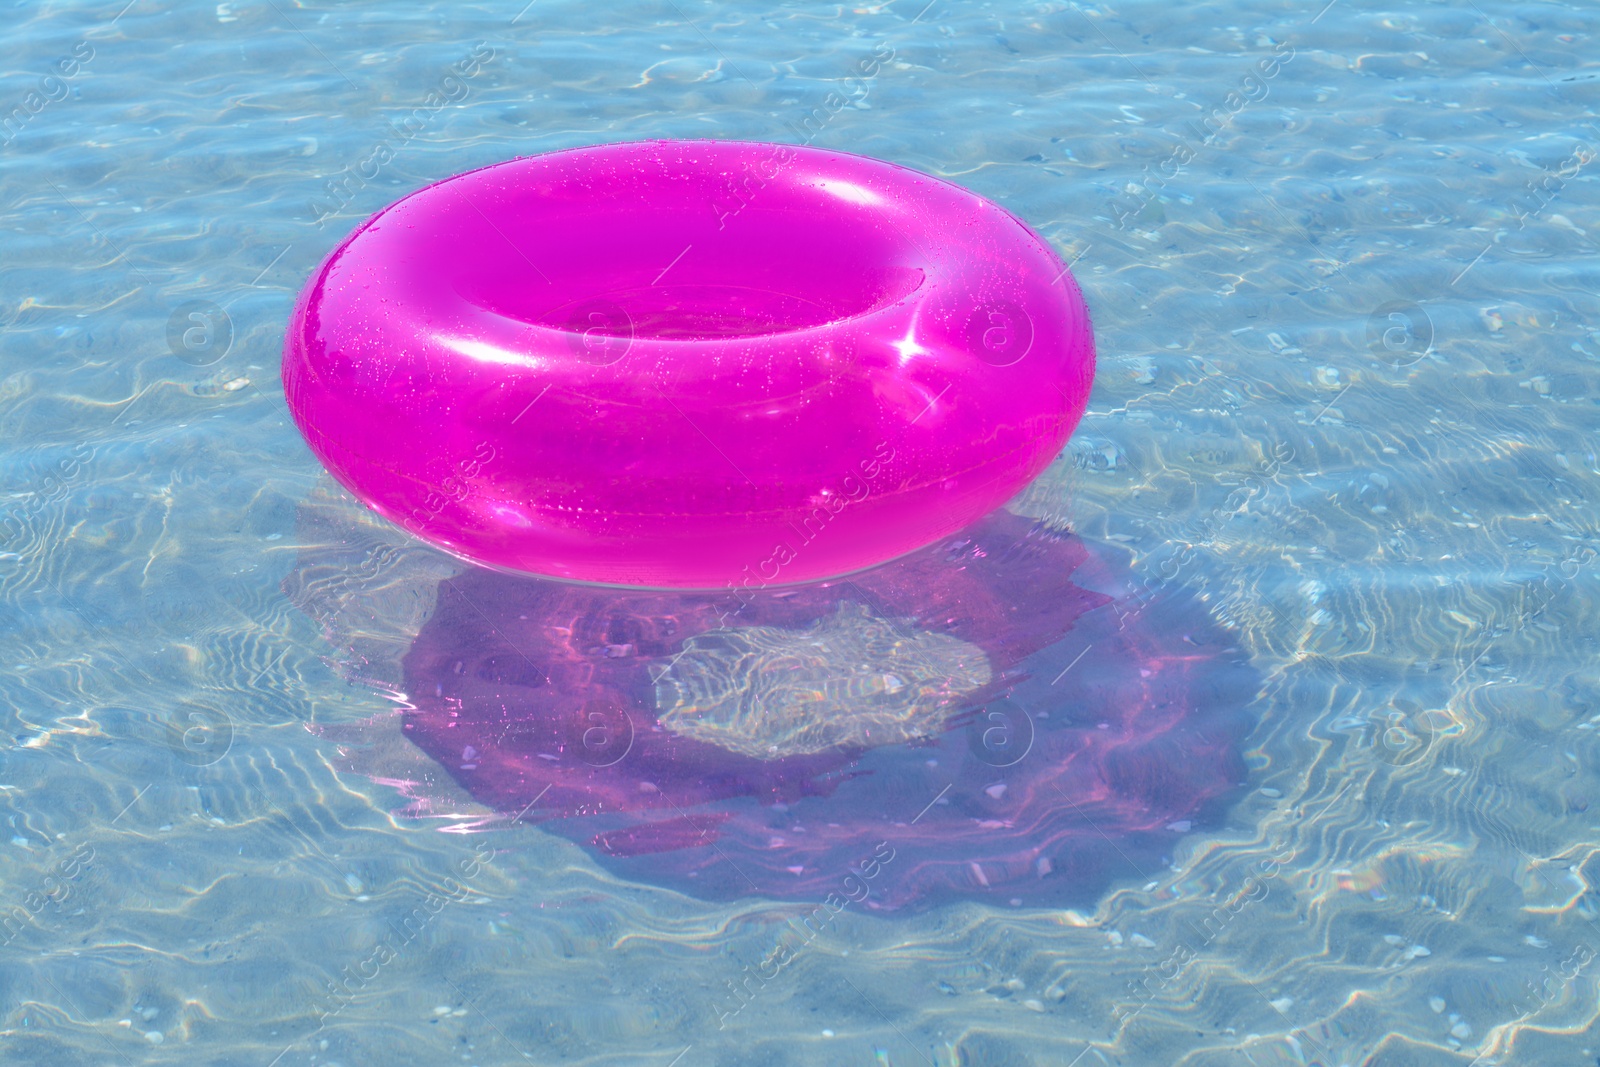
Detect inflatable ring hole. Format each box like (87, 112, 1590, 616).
(532, 273, 926, 344)
(450, 174, 928, 342)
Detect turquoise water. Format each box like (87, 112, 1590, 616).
(4, 0, 1599, 1064)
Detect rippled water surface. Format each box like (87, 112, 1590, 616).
(3, 1, 1599, 1064)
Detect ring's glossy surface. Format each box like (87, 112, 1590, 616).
(284, 139, 1095, 588)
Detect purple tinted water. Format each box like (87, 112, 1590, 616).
(362, 511, 1258, 910)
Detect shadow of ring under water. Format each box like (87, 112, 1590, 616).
(290, 506, 1260, 912)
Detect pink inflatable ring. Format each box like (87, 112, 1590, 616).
(283, 140, 1094, 589)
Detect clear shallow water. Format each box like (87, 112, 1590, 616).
(2, 0, 1598, 1064)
